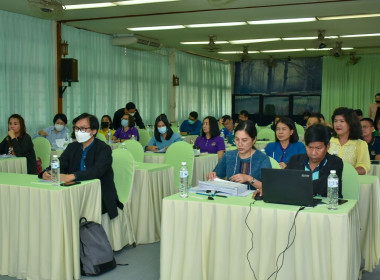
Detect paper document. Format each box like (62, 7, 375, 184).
(198, 178, 248, 196)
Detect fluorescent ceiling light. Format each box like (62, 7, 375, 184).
(116, 0, 179, 5)
(218, 51, 243, 54)
(318, 13, 380, 21)
(186, 22, 246, 28)
(340, 33, 380, 38)
(229, 38, 280, 44)
(248, 18, 315, 25)
(283, 37, 317, 41)
(261, 49, 305, 53)
(127, 25, 185, 31)
(342, 47, 354, 50)
(306, 48, 330, 51)
(180, 41, 229, 44)
(65, 2, 116, 10)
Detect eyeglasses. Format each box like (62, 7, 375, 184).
(74, 126, 91, 133)
(361, 126, 373, 129)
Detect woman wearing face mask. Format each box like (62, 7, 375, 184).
(35, 113, 70, 149)
(0, 114, 37, 174)
(112, 113, 140, 143)
(98, 115, 115, 141)
(145, 114, 181, 152)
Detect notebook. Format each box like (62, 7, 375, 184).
(261, 168, 321, 207)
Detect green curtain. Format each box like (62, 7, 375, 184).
(0, 10, 54, 137)
(61, 25, 170, 126)
(321, 54, 380, 122)
(175, 51, 232, 123)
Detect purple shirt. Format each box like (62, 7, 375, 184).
(194, 136, 225, 154)
(114, 126, 140, 141)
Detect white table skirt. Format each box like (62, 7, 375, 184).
(0, 175, 101, 280)
(0, 157, 27, 174)
(161, 196, 361, 280)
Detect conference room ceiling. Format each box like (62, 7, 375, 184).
(1, 0, 380, 61)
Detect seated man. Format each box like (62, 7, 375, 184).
(40, 113, 123, 219)
(113, 102, 145, 130)
(180, 111, 202, 135)
(361, 118, 380, 160)
(306, 113, 321, 129)
(234, 110, 249, 128)
(220, 115, 235, 140)
(286, 124, 343, 198)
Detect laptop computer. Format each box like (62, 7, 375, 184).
(261, 168, 322, 207)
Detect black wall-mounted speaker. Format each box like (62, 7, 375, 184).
(61, 58, 78, 82)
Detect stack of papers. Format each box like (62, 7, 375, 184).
(198, 178, 248, 196)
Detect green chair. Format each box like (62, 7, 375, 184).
(295, 123, 305, 137)
(138, 129, 150, 147)
(342, 161, 360, 200)
(32, 137, 51, 170)
(257, 128, 275, 141)
(96, 133, 107, 142)
(164, 141, 194, 188)
(255, 124, 262, 134)
(124, 140, 144, 162)
(268, 157, 281, 169)
(171, 125, 180, 133)
(102, 148, 136, 250)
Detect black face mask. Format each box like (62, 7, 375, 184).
(376, 100, 380, 104)
(101, 122, 109, 128)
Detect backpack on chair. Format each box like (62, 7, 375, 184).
(79, 217, 116, 276)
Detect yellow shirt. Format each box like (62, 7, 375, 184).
(98, 128, 115, 140)
(328, 137, 370, 173)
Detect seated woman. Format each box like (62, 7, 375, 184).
(146, 114, 181, 152)
(207, 120, 271, 190)
(35, 113, 70, 149)
(0, 114, 37, 174)
(265, 117, 306, 169)
(112, 113, 139, 143)
(328, 107, 370, 175)
(194, 116, 225, 160)
(97, 115, 115, 141)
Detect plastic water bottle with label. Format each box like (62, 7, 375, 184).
(131, 135, 136, 141)
(51, 155, 60, 187)
(327, 170, 339, 210)
(108, 130, 112, 144)
(220, 130, 225, 140)
(121, 142, 127, 149)
(179, 162, 189, 198)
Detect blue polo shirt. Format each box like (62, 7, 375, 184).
(180, 120, 202, 135)
(367, 136, 380, 160)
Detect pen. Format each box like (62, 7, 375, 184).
(196, 192, 228, 198)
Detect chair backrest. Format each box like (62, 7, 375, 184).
(164, 141, 194, 188)
(342, 161, 360, 200)
(268, 156, 281, 169)
(124, 140, 144, 162)
(138, 129, 150, 147)
(96, 133, 107, 143)
(295, 123, 305, 136)
(32, 137, 51, 170)
(257, 128, 275, 141)
(255, 124, 262, 134)
(112, 149, 135, 204)
(171, 126, 179, 133)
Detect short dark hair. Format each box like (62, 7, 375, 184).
(8, 114, 26, 136)
(239, 110, 249, 117)
(275, 117, 299, 143)
(73, 113, 99, 135)
(154, 114, 174, 142)
(125, 102, 136, 110)
(376, 93, 380, 97)
(331, 107, 362, 140)
(53, 113, 68, 125)
(304, 124, 331, 146)
(189, 111, 198, 120)
(308, 114, 321, 123)
(222, 115, 232, 123)
(235, 120, 257, 141)
(201, 116, 220, 138)
(354, 109, 363, 117)
(360, 117, 375, 127)
(122, 113, 135, 127)
(101, 115, 113, 129)
(318, 113, 325, 121)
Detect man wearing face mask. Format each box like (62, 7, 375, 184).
(34, 113, 70, 149)
(113, 102, 145, 130)
(180, 111, 202, 136)
(369, 93, 380, 122)
(40, 113, 123, 219)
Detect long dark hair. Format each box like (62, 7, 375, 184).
(101, 115, 113, 129)
(154, 114, 173, 142)
(8, 114, 26, 136)
(201, 116, 220, 138)
(331, 107, 362, 140)
(275, 117, 299, 143)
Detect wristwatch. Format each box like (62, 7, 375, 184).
(250, 177, 256, 185)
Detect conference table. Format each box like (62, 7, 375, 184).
(0, 156, 27, 174)
(161, 194, 361, 280)
(0, 173, 101, 280)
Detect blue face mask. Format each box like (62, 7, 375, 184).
(158, 126, 168, 134)
(121, 119, 129, 127)
(188, 119, 195, 125)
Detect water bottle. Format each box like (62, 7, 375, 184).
(51, 155, 60, 187)
(108, 130, 112, 144)
(179, 162, 189, 198)
(63, 133, 70, 150)
(121, 142, 127, 149)
(220, 130, 225, 140)
(131, 134, 136, 141)
(327, 170, 339, 210)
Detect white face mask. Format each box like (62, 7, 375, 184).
(75, 131, 92, 143)
(55, 124, 65, 132)
(129, 112, 135, 117)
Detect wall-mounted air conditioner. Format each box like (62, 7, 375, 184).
(113, 34, 161, 50)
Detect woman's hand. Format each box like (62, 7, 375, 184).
(8, 130, 16, 139)
(38, 130, 48, 137)
(42, 171, 51, 180)
(229, 173, 250, 183)
(279, 162, 287, 169)
(146, 145, 158, 152)
(207, 172, 218, 181)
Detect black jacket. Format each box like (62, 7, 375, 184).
(0, 134, 37, 175)
(41, 138, 123, 219)
(286, 153, 343, 198)
(113, 108, 145, 130)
